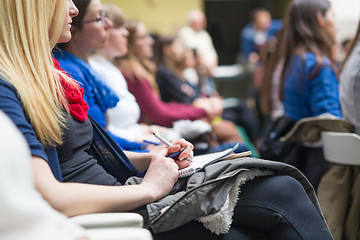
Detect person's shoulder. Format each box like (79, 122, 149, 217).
(178, 26, 195, 37)
(241, 23, 254, 37)
(270, 20, 282, 29)
(157, 65, 171, 75)
(0, 77, 18, 98)
(302, 52, 329, 67)
(0, 77, 14, 89)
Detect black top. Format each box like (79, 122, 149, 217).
(58, 116, 121, 185)
(156, 65, 200, 104)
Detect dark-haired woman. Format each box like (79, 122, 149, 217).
(278, 0, 341, 121)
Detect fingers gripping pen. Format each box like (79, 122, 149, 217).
(153, 133, 192, 162)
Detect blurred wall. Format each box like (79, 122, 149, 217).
(329, 0, 360, 43)
(102, 0, 202, 35)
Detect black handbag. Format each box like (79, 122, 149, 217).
(259, 116, 298, 162)
(88, 116, 139, 184)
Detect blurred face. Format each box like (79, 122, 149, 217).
(73, 0, 113, 52)
(58, 0, 79, 43)
(106, 25, 129, 58)
(191, 14, 206, 32)
(132, 23, 154, 60)
(323, 7, 337, 41)
(254, 11, 271, 31)
(169, 39, 186, 63)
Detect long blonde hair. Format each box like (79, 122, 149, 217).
(0, 0, 73, 146)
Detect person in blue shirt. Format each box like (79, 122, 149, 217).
(275, 0, 341, 121)
(259, 0, 341, 191)
(240, 8, 282, 64)
(53, 10, 152, 153)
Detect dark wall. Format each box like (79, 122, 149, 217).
(204, 0, 290, 65)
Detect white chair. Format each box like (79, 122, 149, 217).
(70, 213, 153, 240)
(321, 131, 360, 165)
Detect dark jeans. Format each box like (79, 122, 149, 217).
(152, 175, 333, 240)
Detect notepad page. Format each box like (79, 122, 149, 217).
(178, 147, 235, 177)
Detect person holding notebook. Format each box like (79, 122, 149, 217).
(0, 0, 334, 239)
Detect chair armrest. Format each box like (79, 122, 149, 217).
(322, 131, 360, 165)
(86, 228, 153, 240)
(69, 213, 144, 229)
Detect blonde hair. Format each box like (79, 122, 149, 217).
(0, 0, 75, 146)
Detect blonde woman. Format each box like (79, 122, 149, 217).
(0, 0, 334, 239)
(0, 0, 186, 216)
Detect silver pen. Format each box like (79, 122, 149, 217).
(153, 133, 193, 162)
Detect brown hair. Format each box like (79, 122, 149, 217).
(102, 4, 124, 28)
(262, 0, 335, 113)
(115, 20, 159, 94)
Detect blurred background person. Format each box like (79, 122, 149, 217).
(155, 35, 261, 146)
(115, 19, 248, 153)
(178, 9, 218, 79)
(259, 0, 342, 190)
(240, 8, 282, 64)
(89, 4, 180, 143)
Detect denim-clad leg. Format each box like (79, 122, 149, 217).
(152, 175, 333, 240)
(230, 175, 333, 240)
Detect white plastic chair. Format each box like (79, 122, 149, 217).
(70, 213, 153, 240)
(321, 131, 360, 165)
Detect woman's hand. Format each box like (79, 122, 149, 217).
(141, 148, 179, 200)
(193, 98, 221, 120)
(167, 138, 194, 169)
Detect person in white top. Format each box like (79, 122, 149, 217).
(89, 4, 179, 142)
(178, 9, 218, 75)
(0, 111, 87, 240)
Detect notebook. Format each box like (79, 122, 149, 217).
(179, 143, 252, 178)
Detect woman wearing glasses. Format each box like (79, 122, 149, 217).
(0, 0, 334, 239)
(54, 0, 162, 155)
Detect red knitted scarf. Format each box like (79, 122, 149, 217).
(53, 58, 89, 122)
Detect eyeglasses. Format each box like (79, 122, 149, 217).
(82, 12, 106, 27)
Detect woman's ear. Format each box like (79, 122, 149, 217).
(317, 12, 325, 27)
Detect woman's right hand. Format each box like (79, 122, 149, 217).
(140, 148, 179, 201)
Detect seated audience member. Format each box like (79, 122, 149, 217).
(279, 0, 341, 121)
(0, 111, 87, 240)
(178, 9, 218, 77)
(0, 0, 335, 239)
(116, 19, 245, 147)
(240, 8, 282, 64)
(317, 20, 360, 240)
(54, 1, 159, 153)
(89, 4, 179, 143)
(260, 0, 341, 190)
(155, 35, 261, 144)
(87, 5, 242, 154)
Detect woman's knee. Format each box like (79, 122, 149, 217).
(240, 175, 306, 205)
